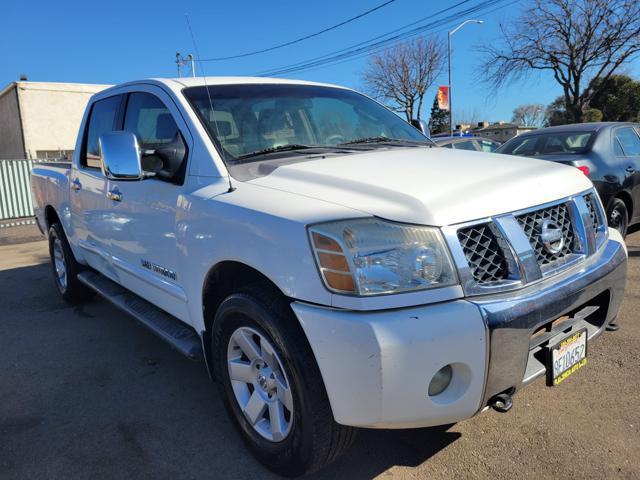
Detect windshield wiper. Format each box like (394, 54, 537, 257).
(235, 144, 319, 161)
(337, 136, 431, 146)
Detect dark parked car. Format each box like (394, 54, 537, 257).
(497, 122, 640, 236)
(434, 136, 501, 152)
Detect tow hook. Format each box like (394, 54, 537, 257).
(489, 393, 513, 413)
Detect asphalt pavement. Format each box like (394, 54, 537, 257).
(0, 231, 638, 479)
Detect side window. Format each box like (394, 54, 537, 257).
(124, 92, 182, 178)
(83, 95, 121, 169)
(124, 93, 179, 149)
(614, 138, 625, 156)
(615, 127, 640, 156)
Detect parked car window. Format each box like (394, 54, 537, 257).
(83, 95, 121, 169)
(498, 132, 593, 156)
(614, 138, 625, 156)
(477, 139, 498, 152)
(184, 84, 430, 163)
(500, 136, 538, 156)
(452, 140, 477, 151)
(614, 127, 640, 156)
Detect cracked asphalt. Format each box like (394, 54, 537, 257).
(1, 228, 638, 479)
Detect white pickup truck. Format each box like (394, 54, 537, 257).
(31, 77, 627, 477)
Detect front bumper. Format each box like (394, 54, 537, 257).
(292, 230, 627, 429)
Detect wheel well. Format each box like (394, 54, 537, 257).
(202, 261, 288, 334)
(44, 206, 60, 230)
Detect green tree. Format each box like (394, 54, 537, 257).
(544, 97, 569, 126)
(428, 95, 449, 134)
(589, 75, 640, 121)
(583, 108, 604, 122)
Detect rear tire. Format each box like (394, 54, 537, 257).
(48, 223, 94, 304)
(211, 284, 356, 477)
(607, 198, 628, 238)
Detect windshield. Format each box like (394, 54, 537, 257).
(183, 84, 431, 163)
(497, 131, 594, 156)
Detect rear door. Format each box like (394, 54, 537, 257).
(613, 126, 640, 222)
(70, 94, 123, 277)
(102, 87, 193, 321)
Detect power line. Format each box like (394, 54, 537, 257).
(198, 0, 399, 62)
(252, 0, 511, 77)
(260, 0, 522, 78)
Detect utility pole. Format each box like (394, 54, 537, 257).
(447, 19, 483, 136)
(175, 53, 196, 77)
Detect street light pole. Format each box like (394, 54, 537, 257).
(447, 19, 483, 136)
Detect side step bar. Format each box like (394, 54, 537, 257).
(78, 271, 203, 361)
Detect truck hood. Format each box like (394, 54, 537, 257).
(246, 147, 593, 226)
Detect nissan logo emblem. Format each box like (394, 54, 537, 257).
(540, 219, 564, 254)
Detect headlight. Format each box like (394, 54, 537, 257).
(309, 218, 457, 296)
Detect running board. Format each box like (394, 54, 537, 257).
(77, 271, 203, 361)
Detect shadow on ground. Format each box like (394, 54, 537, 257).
(0, 262, 460, 479)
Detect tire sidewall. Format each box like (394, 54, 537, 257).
(48, 224, 70, 296)
(212, 293, 316, 475)
(608, 198, 628, 238)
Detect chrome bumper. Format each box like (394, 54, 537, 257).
(470, 230, 627, 407)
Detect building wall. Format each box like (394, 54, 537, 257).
(0, 86, 26, 159)
(16, 82, 110, 159)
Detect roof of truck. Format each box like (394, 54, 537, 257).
(97, 76, 347, 96)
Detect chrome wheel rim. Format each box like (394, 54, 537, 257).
(227, 327, 294, 442)
(53, 237, 67, 291)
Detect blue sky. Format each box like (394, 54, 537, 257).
(3, 0, 638, 124)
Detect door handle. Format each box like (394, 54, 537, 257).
(626, 166, 636, 174)
(71, 178, 82, 191)
(107, 189, 123, 202)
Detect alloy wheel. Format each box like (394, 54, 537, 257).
(226, 326, 294, 442)
(53, 237, 67, 291)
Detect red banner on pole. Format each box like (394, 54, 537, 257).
(437, 86, 450, 111)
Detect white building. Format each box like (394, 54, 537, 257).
(0, 81, 111, 160)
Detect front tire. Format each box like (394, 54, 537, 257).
(48, 223, 94, 304)
(607, 198, 628, 238)
(211, 284, 356, 477)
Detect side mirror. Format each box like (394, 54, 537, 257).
(410, 119, 430, 136)
(99, 131, 143, 180)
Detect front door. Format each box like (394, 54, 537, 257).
(102, 88, 193, 321)
(613, 126, 640, 223)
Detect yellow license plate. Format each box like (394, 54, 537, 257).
(547, 328, 588, 386)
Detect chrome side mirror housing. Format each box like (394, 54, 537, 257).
(99, 131, 143, 180)
(410, 119, 430, 136)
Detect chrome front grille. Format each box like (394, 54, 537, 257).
(457, 224, 508, 283)
(516, 202, 574, 265)
(443, 189, 607, 295)
(584, 193, 600, 232)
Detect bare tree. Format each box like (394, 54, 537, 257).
(363, 36, 446, 121)
(511, 104, 546, 127)
(479, 0, 640, 123)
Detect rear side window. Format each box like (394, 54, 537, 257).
(124, 93, 179, 149)
(83, 95, 121, 168)
(615, 127, 640, 156)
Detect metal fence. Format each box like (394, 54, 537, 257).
(0, 159, 38, 221)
